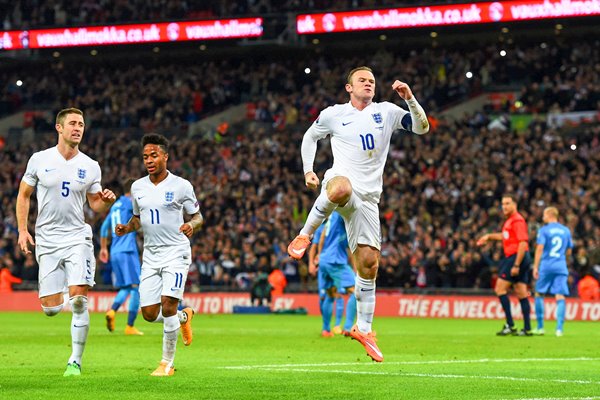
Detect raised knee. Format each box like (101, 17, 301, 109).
(42, 304, 63, 317)
(327, 178, 352, 204)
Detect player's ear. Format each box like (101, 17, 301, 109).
(345, 83, 352, 94)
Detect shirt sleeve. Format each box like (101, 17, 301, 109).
(131, 186, 140, 216)
(87, 161, 102, 194)
(385, 102, 410, 132)
(301, 107, 334, 174)
(513, 220, 529, 242)
(567, 230, 574, 249)
(182, 180, 200, 215)
(22, 153, 39, 187)
(536, 228, 546, 246)
(100, 212, 112, 238)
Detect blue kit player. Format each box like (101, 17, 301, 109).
(309, 212, 357, 337)
(532, 206, 573, 337)
(100, 178, 143, 335)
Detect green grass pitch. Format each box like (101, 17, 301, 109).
(0, 312, 599, 400)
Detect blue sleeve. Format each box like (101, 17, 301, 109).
(567, 229, 573, 249)
(536, 228, 546, 246)
(100, 213, 111, 238)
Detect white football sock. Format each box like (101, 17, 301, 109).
(300, 192, 337, 236)
(69, 296, 89, 366)
(153, 309, 164, 323)
(162, 315, 180, 364)
(355, 276, 376, 333)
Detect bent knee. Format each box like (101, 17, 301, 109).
(42, 304, 64, 317)
(326, 177, 352, 204)
(69, 295, 87, 313)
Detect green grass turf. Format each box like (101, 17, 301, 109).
(0, 312, 599, 400)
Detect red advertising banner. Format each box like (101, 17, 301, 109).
(297, 0, 600, 34)
(2, 292, 600, 321)
(0, 18, 263, 51)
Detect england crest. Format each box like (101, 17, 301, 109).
(77, 169, 86, 179)
(372, 113, 383, 124)
(165, 191, 174, 202)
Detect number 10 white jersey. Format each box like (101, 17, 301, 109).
(131, 172, 200, 266)
(305, 101, 409, 202)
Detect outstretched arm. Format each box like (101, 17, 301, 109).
(476, 232, 503, 246)
(392, 80, 429, 135)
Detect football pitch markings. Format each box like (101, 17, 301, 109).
(514, 398, 600, 400)
(221, 357, 600, 387)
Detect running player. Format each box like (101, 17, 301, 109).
(16, 107, 116, 376)
(116, 133, 203, 376)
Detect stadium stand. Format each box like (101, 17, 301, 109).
(1, 4, 598, 295)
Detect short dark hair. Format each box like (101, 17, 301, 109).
(347, 66, 373, 85)
(56, 107, 83, 125)
(141, 133, 169, 154)
(121, 178, 135, 194)
(502, 193, 517, 202)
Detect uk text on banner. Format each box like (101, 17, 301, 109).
(297, 0, 600, 34)
(0, 18, 263, 51)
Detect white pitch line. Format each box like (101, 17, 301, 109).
(242, 367, 600, 386)
(511, 398, 600, 400)
(221, 357, 600, 370)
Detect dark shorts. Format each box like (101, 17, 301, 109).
(499, 252, 532, 284)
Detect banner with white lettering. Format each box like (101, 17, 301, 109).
(2, 292, 600, 321)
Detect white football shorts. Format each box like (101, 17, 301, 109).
(139, 260, 191, 307)
(335, 191, 382, 253)
(36, 242, 96, 298)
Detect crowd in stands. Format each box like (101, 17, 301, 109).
(2, 1, 433, 30)
(1, 107, 599, 294)
(2, 37, 598, 125)
(0, 33, 599, 295)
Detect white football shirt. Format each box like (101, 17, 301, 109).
(131, 171, 200, 265)
(22, 146, 102, 247)
(304, 101, 409, 202)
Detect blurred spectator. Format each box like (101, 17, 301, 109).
(577, 270, 600, 300)
(268, 266, 287, 296)
(0, 262, 22, 293)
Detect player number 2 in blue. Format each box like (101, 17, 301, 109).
(549, 236, 562, 258)
(360, 133, 375, 150)
(150, 209, 160, 224)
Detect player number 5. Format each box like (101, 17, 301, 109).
(61, 181, 70, 197)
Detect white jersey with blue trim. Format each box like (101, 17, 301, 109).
(22, 146, 102, 247)
(306, 101, 409, 202)
(131, 171, 200, 265)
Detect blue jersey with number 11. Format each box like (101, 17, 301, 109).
(537, 222, 572, 275)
